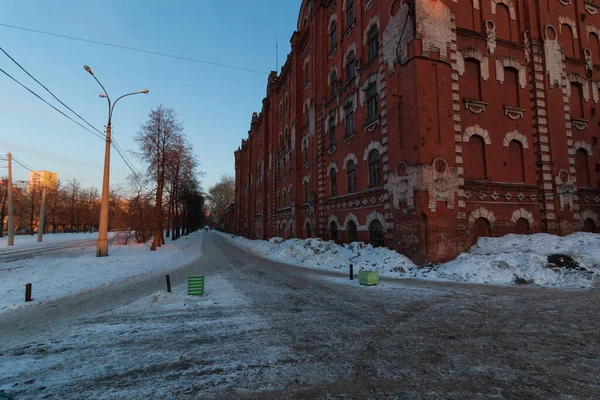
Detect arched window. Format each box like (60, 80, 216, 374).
(575, 148, 591, 186)
(328, 116, 336, 149)
(515, 218, 530, 234)
(504, 67, 520, 106)
(347, 220, 358, 243)
(560, 24, 577, 59)
(330, 71, 338, 98)
(570, 83, 584, 118)
(461, 59, 482, 100)
(329, 20, 337, 51)
(508, 140, 525, 182)
(591, 32, 600, 65)
(583, 218, 596, 233)
(495, 4, 512, 41)
(345, 103, 355, 137)
(456, 0, 475, 31)
(346, 51, 356, 82)
(303, 182, 308, 203)
(345, 0, 355, 28)
(305, 222, 312, 238)
(465, 135, 487, 180)
(366, 83, 378, 122)
(304, 61, 309, 86)
(367, 25, 378, 61)
(330, 221, 339, 243)
(472, 217, 491, 245)
(330, 168, 337, 197)
(283, 190, 287, 207)
(347, 160, 356, 193)
(369, 149, 381, 187)
(369, 220, 384, 247)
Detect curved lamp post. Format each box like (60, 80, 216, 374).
(84, 65, 148, 257)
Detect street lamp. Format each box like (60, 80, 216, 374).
(84, 65, 148, 257)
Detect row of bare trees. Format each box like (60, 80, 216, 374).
(0, 178, 129, 236)
(132, 105, 205, 250)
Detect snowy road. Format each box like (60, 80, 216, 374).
(1, 232, 599, 399)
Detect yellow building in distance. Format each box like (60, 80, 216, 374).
(27, 170, 58, 193)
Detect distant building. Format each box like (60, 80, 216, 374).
(226, 0, 600, 263)
(27, 170, 58, 193)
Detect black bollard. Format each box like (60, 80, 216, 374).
(349, 264, 353, 280)
(25, 283, 32, 302)
(166, 275, 172, 293)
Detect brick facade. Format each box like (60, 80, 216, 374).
(225, 0, 600, 264)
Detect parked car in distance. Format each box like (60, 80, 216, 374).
(16, 227, 34, 235)
(62, 228, 76, 233)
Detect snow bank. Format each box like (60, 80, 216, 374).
(0, 232, 203, 313)
(218, 232, 600, 289)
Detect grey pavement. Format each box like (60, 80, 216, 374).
(1, 232, 598, 399)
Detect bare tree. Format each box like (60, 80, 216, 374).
(134, 105, 184, 251)
(207, 175, 235, 224)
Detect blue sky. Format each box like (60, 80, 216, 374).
(0, 0, 300, 192)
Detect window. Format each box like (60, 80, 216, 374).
(330, 221, 339, 243)
(465, 135, 487, 180)
(560, 24, 577, 59)
(347, 160, 356, 193)
(345, 104, 354, 137)
(330, 168, 337, 197)
(304, 61, 309, 86)
(583, 218, 596, 233)
(508, 140, 525, 182)
(347, 220, 358, 243)
(345, 0, 354, 28)
(304, 105, 309, 124)
(369, 220, 384, 247)
(305, 222, 312, 238)
(303, 140, 308, 162)
(456, 0, 475, 31)
(328, 116, 336, 149)
(472, 217, 491, 245)
(591, 32, 600, 65)
(570, 83, 584, 118)
(284, 96, 288, 115)
(304, 183, 308, 203)
(368, 149, 381, 187)
(504, 67, 520, 107)
(461, 59, 482, 100)
(283, 190, 287, 207)
(367, 25, 378, 61)
(329, 20, 337, 51)
(279, 104, 282, 123)
(515, 218, 530, 235)
(366, 83, 378, 122)
(495, 4, 512, 41)
(346, 51, 356, 82)
(575, 148, 590, 186)
(330, 72, 338, 98)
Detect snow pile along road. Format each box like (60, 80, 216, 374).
(0, 232, 203, 313)
(218, 232, 600, 288)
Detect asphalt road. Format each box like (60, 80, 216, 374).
(1, 232, 599, 399)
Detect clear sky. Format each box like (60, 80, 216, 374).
(0, 0, 301, 192)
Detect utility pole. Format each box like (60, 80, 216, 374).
(7, 153, 14, 246)
(37, 185, 47, 242)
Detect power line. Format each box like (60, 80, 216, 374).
(0, 23, 270, 75)
(0, 67, 106, 141)
(0, 45, 105, 138)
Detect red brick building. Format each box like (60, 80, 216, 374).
(225, 0, 600, 263)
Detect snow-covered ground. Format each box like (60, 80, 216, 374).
(217, 231, 600, 289)
(0, 232, 203, 313)
(0, 232, 107, 253)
